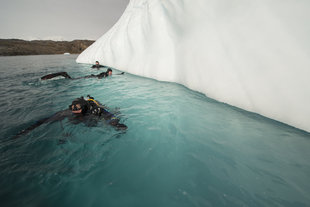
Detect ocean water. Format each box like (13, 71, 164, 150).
(0, 55, 309, 207)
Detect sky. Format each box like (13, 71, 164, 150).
(0, 0, 129, 41)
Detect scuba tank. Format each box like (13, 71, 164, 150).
(86, 95, 105, 116)
(86, 95, 119, 123)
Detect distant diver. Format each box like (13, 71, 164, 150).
(40, 68, 124, 80)
(14, 95, 127, 138)
(91, 61, 106, 69)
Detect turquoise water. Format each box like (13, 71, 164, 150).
(0, 55, 309, 207)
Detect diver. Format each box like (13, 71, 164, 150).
(91, 61, 106, 69)
(14, 95, 127, 138)
(40, 68, 122, 80)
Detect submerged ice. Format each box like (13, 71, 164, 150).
(77, 0, 310, 132)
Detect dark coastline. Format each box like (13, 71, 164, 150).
(0, 39, 94, 56)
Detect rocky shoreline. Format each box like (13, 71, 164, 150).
(0, 39, 94, 56)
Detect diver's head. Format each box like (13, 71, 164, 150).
(95, 61, 99, 65)
(107, 68, 112, 76)
(71, 104, 82, 114)
(69, 97, 88, 114)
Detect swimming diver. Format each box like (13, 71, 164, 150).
(41, 68, 118, 80)
(91, 61, 106, 69)
(14, 95, 127, 138)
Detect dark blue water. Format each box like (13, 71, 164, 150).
(0, 55, 309, 207)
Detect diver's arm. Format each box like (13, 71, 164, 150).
(41, 72, 72, 80)
(71, 74, 97, 80)
(14, 117, 50, 138)
(75, 73, 106, 79)
(98, 107, 127, 130)
(13, 109, 71, 138)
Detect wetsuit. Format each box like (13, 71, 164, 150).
(41, 71, 109, 80)
(84, 72, 109, 79)
(14, 97, 127, 138)
(14, 109, 71, 138)
(91, 64, 106, 69)
(41, 72, 72, 80)
(83, 97, 126, 128)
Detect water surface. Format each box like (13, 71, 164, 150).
(0, 55, 309, 207)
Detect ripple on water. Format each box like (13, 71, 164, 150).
(0, 55, 309, 207)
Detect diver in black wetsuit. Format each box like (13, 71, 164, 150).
(91, 61, 106, 69)
(41, 68, 116, 80)
(14, 95, 127, 138)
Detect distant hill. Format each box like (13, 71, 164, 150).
(0, 39, 95, 56)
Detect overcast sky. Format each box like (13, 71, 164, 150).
(0, 0, 129, 41)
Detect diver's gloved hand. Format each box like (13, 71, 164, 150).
(115, 123, 127, 130)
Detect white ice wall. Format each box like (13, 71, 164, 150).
(77, 0, 310, 132)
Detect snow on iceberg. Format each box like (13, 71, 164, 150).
(77, 0, 310, 132)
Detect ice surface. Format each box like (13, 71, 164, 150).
(77, 0, 310, 132)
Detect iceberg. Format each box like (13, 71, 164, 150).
(77, 0, 310, 132)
